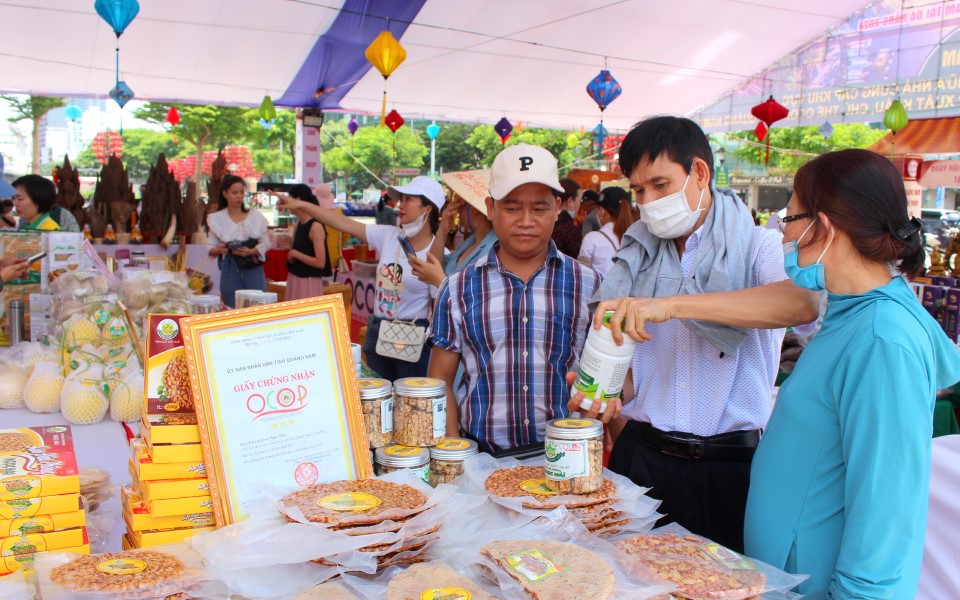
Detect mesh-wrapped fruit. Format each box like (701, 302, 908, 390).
(60, 379, 109, 425)
(109, 372, 144, 422)
(63, 315, 100, 346)
(0, 367, 28, 409)
(23, 362, 65, 413)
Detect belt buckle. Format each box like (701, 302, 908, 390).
(660, 434, 703, 460)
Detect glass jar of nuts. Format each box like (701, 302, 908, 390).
(428, 437, 479, 486)
(544, 418, 604, 494)
(374, 444, 430, 485)
(358, 378, 394, 448)
(392, 377, 447, 447)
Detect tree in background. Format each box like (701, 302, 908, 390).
(73, 128, 178, 181)
(433, 122, 487, 172)
(320, 120, 428, 191)
(245, 108, 296, 181)
(729, 123, 887, 173)
(465, 125, 590, 174)
(134, 103, 250, 185)
(1, 95, 65, 173)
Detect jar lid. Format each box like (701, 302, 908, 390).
(358, 378, 393, 400)
(429, 437, 479, 461)
(375, 444, 430, 467)
(393, 377, 446, 397)
(545, 418, 603, 439)
(188, 295, 220, 306)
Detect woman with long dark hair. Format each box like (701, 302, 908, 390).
(207, 175, 270, 307)
(284, 184, 331, 301)
(745, 149, 960, 598)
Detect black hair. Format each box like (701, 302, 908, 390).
(793, 149, 925, 278)
(618, 116, 715, 181)
(288, 183, 319, 207)
(11, 174, 56, 213)
(218, 175, 248, 212)
(559, 178, 580, 202)
(421, 197, 440, 234)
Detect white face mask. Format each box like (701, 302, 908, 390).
(638, 171, 706, 239)
(401, 209, 429, 238)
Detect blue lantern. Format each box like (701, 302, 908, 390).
(591, 122, 608, 151)
(64, 105, 83, 121)
(259, 118, 275, 130)
(95, 0, 140, 37)
(109, 81, 135, 108)
(586, 69, 622, 114)
(819, 121, 834, 138)
(494, 117, 513, 145)
(426, 122, 440, 140)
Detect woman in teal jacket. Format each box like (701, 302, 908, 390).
(745, 149, 960, 599)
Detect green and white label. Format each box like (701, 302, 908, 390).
(544, 440, 588, 480)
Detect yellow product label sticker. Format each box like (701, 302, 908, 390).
(435, 439, 470, 450)
(553, 419, 592, 428)
(519, 478, 559, 496)
(421, 587, 472, 600)
(504, 549, 567, 582)
(97, 558, 147, 575)
(403, 378, 441, 388)
(358, 379, 389, 390)
(318, 492, 382, 512)
(385, 445, 422, 457)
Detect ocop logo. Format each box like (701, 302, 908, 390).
(156, 318, 179, 341)
(246, 385, 308, 420)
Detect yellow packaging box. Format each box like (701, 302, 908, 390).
(123, 516, 214, 548)
(148, 494, 214, 519)
(140, 416, 200, 445)
(0, 494, 82, 519)
(141, 429, 204, 464)
(121, 533, 134, 550)
(0, 426, 80, 500)
(1, 526, 87, 557)
(0, 502, 85, 538)
(130, 439, 206, 481)
(121, 485, 214, 532)
(0, 543, 89, 575)
(140, 477, 209, 502)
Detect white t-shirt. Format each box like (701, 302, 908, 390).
(578, 222, 619, 277)
(365, 224, 436, 321)
(207, 209, 272, 261)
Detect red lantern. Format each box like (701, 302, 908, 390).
(384, 109, 405, 133)
(750, 95, 789, 164)
(754, 121, 768, 142)
(165, 106, 180, 126)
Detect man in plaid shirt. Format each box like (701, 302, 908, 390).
(428, 144, 603, 454)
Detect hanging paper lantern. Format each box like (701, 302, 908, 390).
(591, 122, 608, 153)
(109, 81, 134, 108)
(258, 96, 276, 123)
(818, 121, 834, 138)
(95, 0, 140, 37)
(384, 110, 405, 133)
(883, 99, 909, 134)
(750, 95, 789, 164)
(258, 118, 275, 130)
(754, 121, 768, 142)
(348, 117, 359, 136)
(366, 31, 407, 124)
(64, 105, 83, 121)
(494, 117, 513, 145)
(426, 122, 440, 140)
(585, 69, 623, 113)
(165, 106, 180, 127)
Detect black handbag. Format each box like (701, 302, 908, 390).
(231, 238, 263, 269)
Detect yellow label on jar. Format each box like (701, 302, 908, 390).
(402, 377, 442, 388)
(553, 419, 592, 428)
(519, 478, 559, 495)
(504, 549, 568, 582)
(358, 379, 389, 390)
(97, 558, 147, 575)
(317, 492, 382, 512)
(435, 439, 470, 450)
(385, 445, 423, 457)
(421, 587, 472, 600)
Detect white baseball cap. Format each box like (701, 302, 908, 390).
(488, 143, 563, 201)
(387, 176, 446, 211)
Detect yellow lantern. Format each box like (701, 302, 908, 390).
(365, 31, 407, 124)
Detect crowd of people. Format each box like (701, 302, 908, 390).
(1, 113, 955, 598)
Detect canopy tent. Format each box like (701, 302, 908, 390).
(868, 116, 960, 155)
(0, 0, 874, 131)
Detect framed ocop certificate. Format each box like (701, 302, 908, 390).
(180, 296, 371, 525)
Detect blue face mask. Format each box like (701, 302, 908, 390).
(783, 222, 833, 291)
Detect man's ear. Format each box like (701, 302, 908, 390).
(485, 196, 495, 216)
(695, 157, 712, 189)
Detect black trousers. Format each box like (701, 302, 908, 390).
(609, 421, 754, 553)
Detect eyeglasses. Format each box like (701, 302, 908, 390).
(778, 211, 811, 233)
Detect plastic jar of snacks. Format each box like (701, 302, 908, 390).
(393, 377, 447, 447)
(358, 378, 393, 448)
(544, 418, 604, 494)
(374, 444, 430, 484)
(429, 438, 479, 486)
(188, 295, 221, 314)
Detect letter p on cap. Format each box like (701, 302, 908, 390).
(519, 156, 533, 171)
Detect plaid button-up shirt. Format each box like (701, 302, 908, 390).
(431, 241, 600, 453)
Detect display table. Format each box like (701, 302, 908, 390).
(919, 434, 960, 598)
(4, 409, 135, 553)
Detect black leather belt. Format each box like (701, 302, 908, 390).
(631, 421, 760, 462)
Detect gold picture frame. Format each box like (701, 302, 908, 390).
(180, 295, 371, 526)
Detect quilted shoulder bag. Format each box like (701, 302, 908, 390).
(375, 240, 428, 362)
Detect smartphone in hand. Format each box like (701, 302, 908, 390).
(398, 236, 416, 256)
(26, 252, 46, 264)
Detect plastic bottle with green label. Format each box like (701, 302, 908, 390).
(572, 311, 636, 413)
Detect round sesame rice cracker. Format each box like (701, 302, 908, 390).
(280, 479, 428, 526)
(484, 466, 615, 509)
(50, 550, 185, 594)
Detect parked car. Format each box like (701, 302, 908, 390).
(921, 209, 960, 247)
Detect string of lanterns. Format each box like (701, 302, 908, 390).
(94, 0, 140, 108)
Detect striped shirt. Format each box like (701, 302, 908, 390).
(431, 241, 601, 453)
